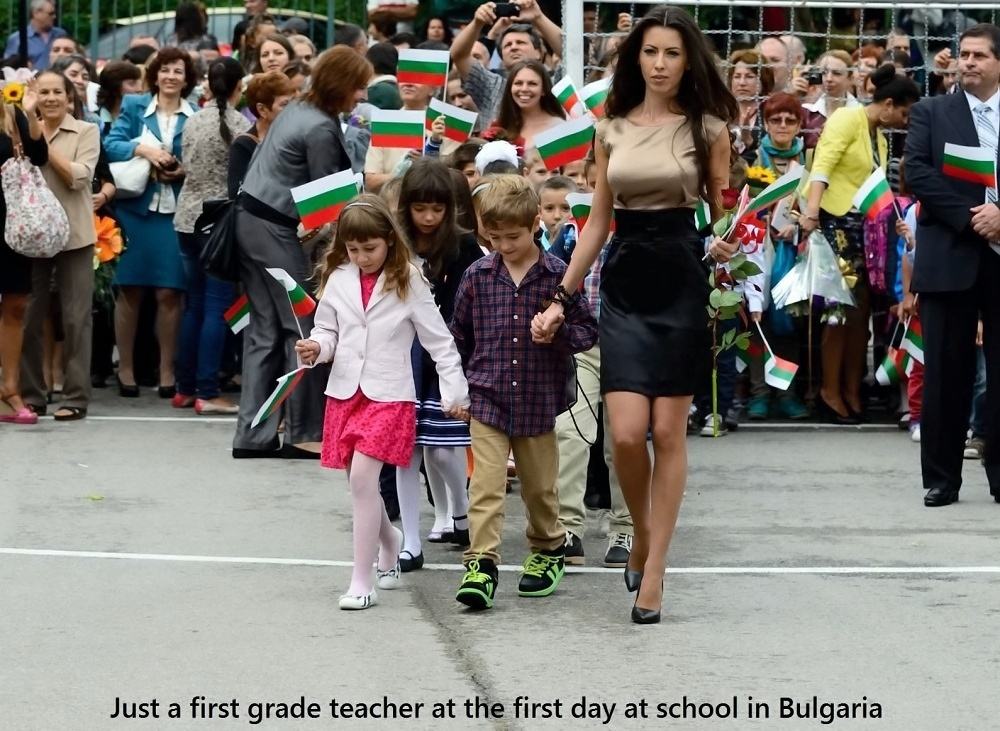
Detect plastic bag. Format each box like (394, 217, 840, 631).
(771, 231, 856, 309)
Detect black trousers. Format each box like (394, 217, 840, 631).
(920, 250, 1000, 496)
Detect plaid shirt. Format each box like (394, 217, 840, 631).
(450, 250, 598, 437)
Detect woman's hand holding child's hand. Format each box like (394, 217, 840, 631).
(446, 405, 471, 422)
(295, 339, 320, 365)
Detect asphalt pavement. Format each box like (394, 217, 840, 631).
(2, 388, 999, 730)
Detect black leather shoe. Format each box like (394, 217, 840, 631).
(818, 397, 860, 425)
(624, 567, 642, 593)
(232, 447, 282, 459)
(280, 444, 321, 460)
(924, 487, 959, 507)
(399, 550, 424, 572)
(117, 376, 139, 398)
(631, 580, 662, 624)
(157, 385, 176, 399)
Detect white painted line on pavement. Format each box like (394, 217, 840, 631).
(3, 548, 1000, 575)
(44, 415, 238, 423)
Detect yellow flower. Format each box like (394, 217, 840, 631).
(746, 166, 777, 186)
(2, 82, 24, 105)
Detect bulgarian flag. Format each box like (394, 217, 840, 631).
(224, 293, 250, 334)
(552, 76, 583, 118)
(425, 97, 477, 143)
(764, 353, 798, 390)
(901, 317, 924, 363)
(371, 109, 426, 149)
(534, 115, 595, 171)
(266, 267, 316, 317)
(290, 169, 360, 228)
(251, 366, 308, 428)
(396, 49, 449, 86)
(580, 77, 611, 118)
(744, 167, 804, 217)
(851, 168, 895, 221)
(943, 142, 997, 187)
(566, 191, 615, 233)
(694, 198, 712, 231)
(875, 348, 913, 386)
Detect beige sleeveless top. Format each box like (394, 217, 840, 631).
(597, 115, 727, 210)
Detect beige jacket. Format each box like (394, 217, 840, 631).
(41, 115, 100, 251)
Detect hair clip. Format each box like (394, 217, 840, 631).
(343, 201, 376, 211)
(471, 182, 492, 198)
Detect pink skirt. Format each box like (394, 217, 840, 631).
(320, 390, 416, 470)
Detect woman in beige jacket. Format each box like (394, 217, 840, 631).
(21, 70, 100, 421)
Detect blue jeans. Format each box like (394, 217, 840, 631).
(970, 346, 987, 438)
(177, 233, 234, 399)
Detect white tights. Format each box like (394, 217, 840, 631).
(347, 451, 401, 596)
(395, 446, 470, 556)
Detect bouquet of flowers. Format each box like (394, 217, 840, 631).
(93, 215, 125, 310)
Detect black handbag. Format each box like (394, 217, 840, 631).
(197, 198, 240, 282)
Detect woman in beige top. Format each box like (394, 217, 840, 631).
(533, 5, 738, 624)
(21, 70, 100, 421)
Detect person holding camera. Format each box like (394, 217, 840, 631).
(105, 48, 197, 400)
(450, 0, 563, 125)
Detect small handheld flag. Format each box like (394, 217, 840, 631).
(901, 317, 924, 364)
(744, 167, 804, 218)
(371, 109, 426, 149)
(425, 98, 477, 143)
(580, 77, 611, 119)
(694, 199, 712, 232)
(764, 354, 799, 390)
(852, 168, 895, 221)
(224, 293, 250, 334)
(251, 367, 308, 428)
(552, 76, 583, 118)
(943, 142, 997, 187)
(875, 348, 913, 386)
(290, 169, 360, 229)
(266, 267, 316, 318)
(534, 116, 595, 171)
(396, 49, 450, 87)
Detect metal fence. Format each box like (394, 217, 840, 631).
(563, 0, 1000, 95)
(2, 0, 368, 61)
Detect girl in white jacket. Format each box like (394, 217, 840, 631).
(296, 195, 470, 611)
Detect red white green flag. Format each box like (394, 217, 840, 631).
(943, 142, 997, 187)
(580, 77, 611, 118)
(552, 76, 583, 117)
(851, 168, 895, 221)
(734, 340, 765, 374)
(764, 354, 798, 390)
(266, 267, 316, 317)
(371, 109, 426, 149)
(534, 116, 595, 171)
(425, 98, 477, 143)
(694, 198, 712, 231)
(566, 191, 615, 233)
(251, 366, 308, 428)
(901, 317, 924, 363)
(397, 49, 449, 86)
(875, 347, 913, 386)
(224, 293, 250, 334)
(290, 169, 360, 228)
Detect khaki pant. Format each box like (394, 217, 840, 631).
(556, 346, 633, 538)
(465, 419, 563, 564)
(21, 246, 94, 410)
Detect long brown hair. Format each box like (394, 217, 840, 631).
(495, 60, 565, 141)
(607, 5, 738, 200)
(397, 158, 464, 283)
(321, 194, 413, 300)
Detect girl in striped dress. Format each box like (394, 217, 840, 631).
(395, 159, 484, 571)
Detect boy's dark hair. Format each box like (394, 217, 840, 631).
(448, 139, 484, 170)
(483, 159, 519, 176)
(366, 42, 398, 76)
(477, 174, 539, 230)
(390, 32, 419, 48)
(537, 175, 577, 196)
(122, 44, 157, 65)
(417, 40, 449, 52)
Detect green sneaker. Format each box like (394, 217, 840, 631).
(518, 550, 565, 597)
(747, 396, 770, 421)
(775, 395, 809, 420)
(456, 558, 498, 610)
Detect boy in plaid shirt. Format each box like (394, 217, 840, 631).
(449, 175, 598, 610)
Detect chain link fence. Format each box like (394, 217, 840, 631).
(2, 0, 368, 61)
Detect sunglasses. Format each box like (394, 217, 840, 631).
(766, 116, 800, 127)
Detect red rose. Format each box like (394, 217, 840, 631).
(721, 188, 740, 210)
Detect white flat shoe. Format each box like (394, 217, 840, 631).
(338, 591, 377, 610)
(377, 526, 403, 590)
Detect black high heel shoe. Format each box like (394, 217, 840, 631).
(631, 581, 663, 625)
(624, 566, 642, 593)
(117, 375, 139, 398)
(817, 396, 859, 425)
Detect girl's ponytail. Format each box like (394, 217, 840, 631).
(208, 57, 245, 146)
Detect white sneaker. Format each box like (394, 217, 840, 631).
(700, 414, 729, 437)
(910, 424, 921, 443)
(338, 591, 377, 610)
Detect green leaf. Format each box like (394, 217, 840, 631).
(708, 271, 715, 288)
(709, 289, 723, 307)
(739, 261, 763, 276)
(706, 305, 717, 318)
(735, 332, 752, 349)
(721, 328, 735, 347)
(731, 269, 747, 281)
(729, 253, 746, 270)
(720, 291, 743, 307)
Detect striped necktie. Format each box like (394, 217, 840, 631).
(974, 104, 998, 205)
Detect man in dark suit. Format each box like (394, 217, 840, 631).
(906, 23, 1000, 507)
